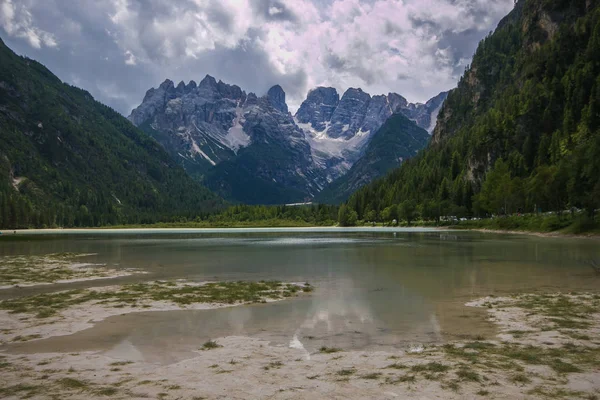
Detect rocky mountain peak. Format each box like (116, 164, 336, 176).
(128, 73, 447, 204)
(159, 79, 174, 90)
(295, 87, 340, 131)
(267, 85, 288, 114)
(199, 74, 218, 89)
(328, 88, 372, 139)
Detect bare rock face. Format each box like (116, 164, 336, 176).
(294, 86, 447, 182)
(128, 76, 326, 204)
(267, 85, 288, 114)
(295, 87, 340, 131)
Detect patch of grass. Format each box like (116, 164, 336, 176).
(336, 368, 356, 376)
(507, 330, 530, 338)
(58, 377, 88, 390)
(360, 372, 382, 380)
(319, 346, 342, 354)
(442, 380, 461, 392)
(456, 368, 480, 382)
(510, 373, 531, 384)
(11, 334, 42, 342)
(0, 280, 307, 318)
(527, 386, 585, 399)
(201, 340, 222, 350)
(95, 387, 118, 396)
(0, 383, 43, 397)
(549, 359, 581, 374)
(563, 332, 591, 340)
(263, 361, 283, 370)
(386, 374, 416, 384)
(109, 361, 133, 366)
(464, 341, 496, 350)
(410, 362, 450, 373)
(384, 362, 407, 369)
(0, 253, 101, 286)
(443, 344, 479, 363)
(550, 318, 591, 329)
(476, 389, 490, 396)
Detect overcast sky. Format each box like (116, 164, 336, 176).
(0, 0, 514, 115)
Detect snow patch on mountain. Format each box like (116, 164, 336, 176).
(224, 104, 251, 153)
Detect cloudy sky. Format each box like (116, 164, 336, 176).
(0, 0, 514, 115)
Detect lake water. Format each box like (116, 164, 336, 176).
(1, 228, 599, 364)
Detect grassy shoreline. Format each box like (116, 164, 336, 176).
(2, 213, 599, 238)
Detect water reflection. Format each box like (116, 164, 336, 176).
(2, 230, 598, 364)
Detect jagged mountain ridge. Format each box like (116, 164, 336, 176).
(129, 76, 446, 204)
(295, 87, 447, 182)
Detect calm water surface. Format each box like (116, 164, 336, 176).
(1, 228, 598, 364)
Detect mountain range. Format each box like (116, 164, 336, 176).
(129, 77, 446, 204)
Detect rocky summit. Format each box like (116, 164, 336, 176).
(129, 76, 446, 204)
(294, 87, 447, 182)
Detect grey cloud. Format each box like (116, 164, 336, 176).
(384, 20, 402, 35)
(324, 52, 347, 71)
(250, 0, 299, 23)
(0, 0, 514, 115)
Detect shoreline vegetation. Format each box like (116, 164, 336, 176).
(0, 279, 313, 344)
(2, 210, 598, 239)
(0, 252, 147, 289)
(0, 264, 598, 398)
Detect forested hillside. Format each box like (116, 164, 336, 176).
(0, 38, 223, 229)
(317, 114, 429, 204)
(344, 0, 600, 224)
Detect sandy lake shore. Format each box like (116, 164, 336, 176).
(1, 281, 599, 399)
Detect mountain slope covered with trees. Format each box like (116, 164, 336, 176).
(343, 0, 600, 227)
(0, 38, 223, 229)
(317, 114, 429, 204)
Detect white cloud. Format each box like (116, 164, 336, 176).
(0, 0, 514, 114)
(0, 0, 56, 48)
(124, 50, 136, 65)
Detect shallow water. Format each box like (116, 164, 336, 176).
(2, 228, 599, 364)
